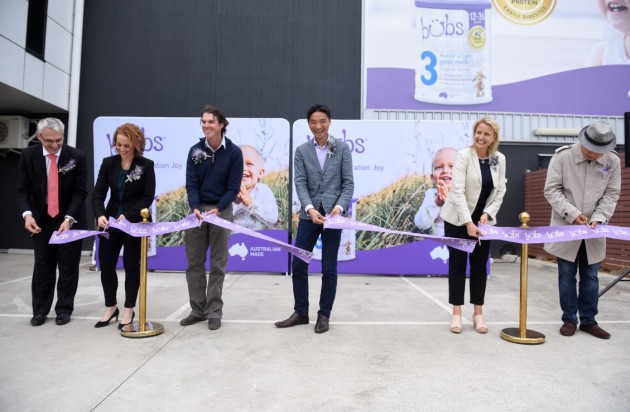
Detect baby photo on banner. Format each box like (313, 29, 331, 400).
(93, 117, 291, 273)
(292, 119, 473, 275)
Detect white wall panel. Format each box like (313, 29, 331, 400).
(44, 18, 72, 74)
(0, 0, 28, 47)
(43, 63, 69, 109)
(23, 53, 45, 99)
(47, 0, 75, 33)
(0, 36, 25, 89)
(365, 110, 626, 144)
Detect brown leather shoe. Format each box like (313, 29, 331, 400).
(559, 320, 577, 336)
(314, 314, 329, 334)
(274, 312, 309, 328)
(579, 322, 610, 339)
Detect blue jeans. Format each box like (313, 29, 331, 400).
(291, 214, 342, 317)
(557, 241, 600, 325)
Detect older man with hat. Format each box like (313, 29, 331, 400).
(543, 120, 621, 339)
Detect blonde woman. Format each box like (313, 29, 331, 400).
(440, 117, 506, 334)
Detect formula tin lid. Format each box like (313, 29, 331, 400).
(415, 0, 492, 9)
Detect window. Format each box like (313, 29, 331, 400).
(25, 0, 48, 60)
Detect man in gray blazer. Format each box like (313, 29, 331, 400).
(544, 120, 621, 339)
(275, 104, 354, 333)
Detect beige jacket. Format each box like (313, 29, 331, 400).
(543, 144, 621, 264)
(440, 146, 507, 227)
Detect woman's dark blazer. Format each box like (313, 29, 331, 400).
(92, 155, 156, 223)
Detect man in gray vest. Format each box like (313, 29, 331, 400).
(544, 120, 621, 339)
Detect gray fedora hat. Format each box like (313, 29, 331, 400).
(578, 120, 616, 154)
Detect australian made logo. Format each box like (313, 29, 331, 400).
(228, 242, 282, 260)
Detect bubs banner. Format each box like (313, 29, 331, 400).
(292, 119, 473, 275)
(94, 117, 480, 275)
(93, 117, 291, 273)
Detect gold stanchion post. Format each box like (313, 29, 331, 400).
(121, 208, 164, 338)
(500, 212, 545, 345)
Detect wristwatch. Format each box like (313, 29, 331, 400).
(64, 217, 74, 227)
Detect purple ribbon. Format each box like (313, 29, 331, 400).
(479, 224, 630, 244)
(324, 215, 477, 253)
(107, 215, 198, 237)
(201, 214, 314, 263)
(49, 230, 109, 244)
(107, 214, 314, 263)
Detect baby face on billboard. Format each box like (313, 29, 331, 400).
(598, 0, 630, 35)
(432, 147, 456, 190)
(241, 145, 265, 191)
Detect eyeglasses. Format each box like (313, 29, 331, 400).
(42, 138, 64, 146)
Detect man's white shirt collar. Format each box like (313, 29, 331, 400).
(42, 147, 62, 157)
(205, 136, 226, 152)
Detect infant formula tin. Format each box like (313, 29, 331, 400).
(414, 0, 492, 105)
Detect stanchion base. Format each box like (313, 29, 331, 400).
(121, 322, 164, 338)
(500, 327, 545, 344)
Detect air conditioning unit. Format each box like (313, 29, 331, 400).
(0, 116, 30, 149)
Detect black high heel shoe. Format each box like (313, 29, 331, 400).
(94, 308, 119, 328)
(118, 311, 135, 331)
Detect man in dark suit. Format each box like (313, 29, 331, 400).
(275, 104, 354, 333)
(16, 118, 87, 326)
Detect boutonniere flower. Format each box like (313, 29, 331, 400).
(327, 138, 337, 159)
(125, 165, 144, 183)
(598, 165, 612, 178)
(488, 155, 499, 169)
(58, 159, 76, 175)
(191, 148, 210, 164)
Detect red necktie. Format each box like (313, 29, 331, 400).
(48, 154, 59, 218)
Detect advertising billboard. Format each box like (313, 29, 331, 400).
(364, 0, 629, 116)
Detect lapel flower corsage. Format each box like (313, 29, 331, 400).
(327, 138, 336, 159)
(58, 159, 76, 175)
(125, 165, 144, 183)
(191, 148, 210, 164)
(488, 155, 499, 170)
(598, 165, 612, 178)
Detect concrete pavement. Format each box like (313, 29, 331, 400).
(0, 252, 629, 411)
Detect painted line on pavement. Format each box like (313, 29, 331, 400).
(165, 303, 191, 320)
(0, 276, 31, 286)
(400, 276, 455, 314)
